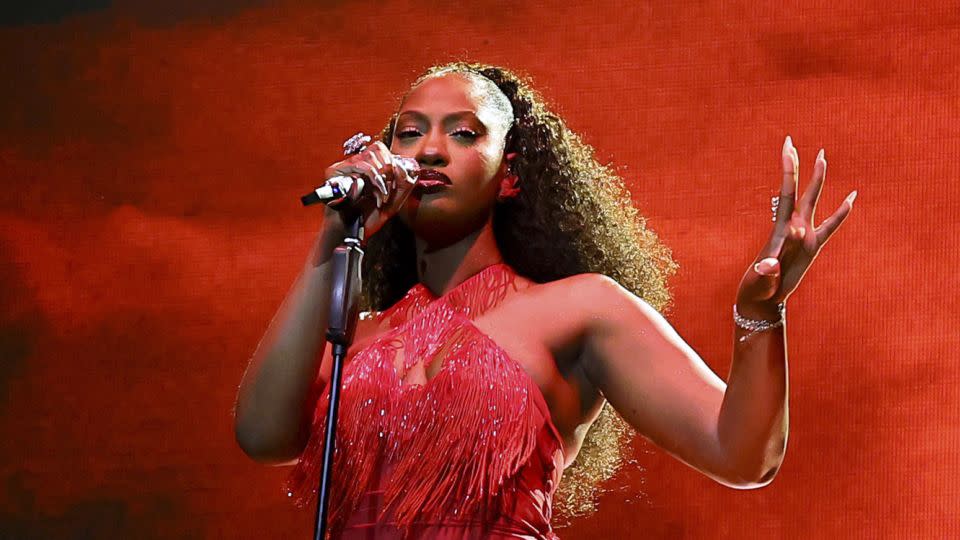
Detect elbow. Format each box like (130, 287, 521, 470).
(717, 430, 788, 489)
(711, 439, 786, 489)
(719, 458, 783, 490)
(757, 464, 781, 485)
(234, 417, 306, 465)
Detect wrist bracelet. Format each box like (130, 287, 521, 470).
(733, 302, 785, 342)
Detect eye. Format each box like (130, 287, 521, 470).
(396, 128, 421, 139)
(451, 128, 478, 140)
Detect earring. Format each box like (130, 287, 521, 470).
(497, 165, 521, 202)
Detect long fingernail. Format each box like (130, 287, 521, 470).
(784, 135, 793, 151)
(817, 148, 825, 161)
(754, 259, 779, 275)
(846, 190, 858, 207)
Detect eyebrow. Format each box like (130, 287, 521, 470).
(395, 110, 485, 129)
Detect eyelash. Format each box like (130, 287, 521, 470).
(395, 128, 478, 140)
(452, 128, 478, 139)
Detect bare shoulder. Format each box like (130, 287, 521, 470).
(486, 271, 657, 363)
(491, 273, 643, 455)
(508, 272, 672, 368)
(529, 271, 631, 297)
(518, 272, 655, 323)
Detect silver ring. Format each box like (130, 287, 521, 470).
(343, 132, 371, 156)
(770, 196, 780, 222)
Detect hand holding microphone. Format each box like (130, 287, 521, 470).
(301, 142, 420, 208)
(303, 138, 420, 239)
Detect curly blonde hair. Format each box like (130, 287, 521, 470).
(360, 62, 678, 518)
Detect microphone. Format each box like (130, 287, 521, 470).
(300, 156, 420, 207)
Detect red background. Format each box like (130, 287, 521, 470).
(1, 1, 957, 538)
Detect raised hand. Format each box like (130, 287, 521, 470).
(321, 140, 418, 239)
(735, 136, 857, 318)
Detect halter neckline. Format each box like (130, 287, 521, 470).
(409, 262, 512, 299)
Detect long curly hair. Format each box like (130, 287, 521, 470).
(360, 62, 678, 518)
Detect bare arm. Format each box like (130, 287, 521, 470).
(234, 210, 345, 464)
(234, 141, 417, 464)
(579, 275, 786, 489)
(577, 138, 854, 488)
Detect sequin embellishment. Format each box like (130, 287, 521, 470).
(284, 264, 558, 535)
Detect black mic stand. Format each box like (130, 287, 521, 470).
(313, 210, 364, 540)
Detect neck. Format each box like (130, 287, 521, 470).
(415, 216, 504, 296)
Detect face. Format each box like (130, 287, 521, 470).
(390, 73, 513, 248)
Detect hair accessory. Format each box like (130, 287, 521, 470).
(734, 302, 785, 342)
(770, 196, 780, 222)
(343, 132, 371, 156)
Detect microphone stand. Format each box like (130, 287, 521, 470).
(313, 209, 364, 540)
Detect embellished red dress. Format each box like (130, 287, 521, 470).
(285, 263, 565, 539)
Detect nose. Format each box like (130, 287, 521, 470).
(416, 129, 448, 168)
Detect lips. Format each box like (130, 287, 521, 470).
(416, 169, 451, 186)
(413, 169, 451, 193)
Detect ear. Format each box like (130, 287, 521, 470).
(497, 152, 522, 202)
(501, 152, 518, 175)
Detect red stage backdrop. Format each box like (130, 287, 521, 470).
(1, 1, 957, 538)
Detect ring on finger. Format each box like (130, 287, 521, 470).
(770, 196, 780, 222)
(343, 132, 370, 156)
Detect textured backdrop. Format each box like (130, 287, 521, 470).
(1, 1, 957, 538)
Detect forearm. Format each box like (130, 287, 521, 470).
(716, 300, 789, 486)
(234, 212, 345, 462)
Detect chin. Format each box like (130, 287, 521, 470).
(400, 197, 492, 248)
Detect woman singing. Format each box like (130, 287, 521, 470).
(234, 62, 856, 539)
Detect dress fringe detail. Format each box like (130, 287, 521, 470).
(284, 264, 555, 536)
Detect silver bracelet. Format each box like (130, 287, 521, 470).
(733, 302, 785, 342)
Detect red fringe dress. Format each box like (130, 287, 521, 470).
(285, 263, 565, 539)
